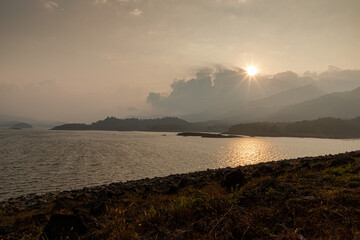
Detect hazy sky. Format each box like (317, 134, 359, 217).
(0, 0, 359, 122)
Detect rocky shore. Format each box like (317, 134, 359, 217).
(1, 151, 360, 239)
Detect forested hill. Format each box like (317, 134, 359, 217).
(52, 117, 193, 131)
(52, 116, 232, 132)
(227, 117, 360, 139)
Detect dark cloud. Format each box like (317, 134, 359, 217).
(147, 65, 360, 119)
(147, 66, 249, 115)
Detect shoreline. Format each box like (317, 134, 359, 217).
(1, 150, 359, 209)
(1, 150, 360, 239)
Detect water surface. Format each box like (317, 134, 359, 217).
(1, 129, 359, 200)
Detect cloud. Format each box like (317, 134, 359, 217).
(38, 79, 58, 90)
(43, 1, 58, 10)
(317, 66, 360, 92)
(147, 66, 256, 115)
(146, 65, 360, 119)
(94, 0, 108, 5)
(129, 8, 143, 16)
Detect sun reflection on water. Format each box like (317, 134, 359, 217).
(219, 138, 279, 167)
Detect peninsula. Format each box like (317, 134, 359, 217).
(51, 116, 229, 133)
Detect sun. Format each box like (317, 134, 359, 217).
(246, 66, 258, 76)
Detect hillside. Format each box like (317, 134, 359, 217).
(224, 84, 325, 123)
(52, 116, 232, 132)
(267, 86, 360, 122)
(227, 117, 360, 139)
(52, 117, 192, 131)
(0, 113, 64, 128)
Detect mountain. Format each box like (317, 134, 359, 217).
(223, 84, 325, 123)
(0, 113, 65, 128)
(227, 117, 360, 139)
(268, 86, 360, 122)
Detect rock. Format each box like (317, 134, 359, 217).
(221, 169, 246, 191)
(329, 157, 355, 167)
(178, 177, 196, 188)
(298, 234, 306, 240)
(40, 214, 87, 240)
(106, 190, 124, 198)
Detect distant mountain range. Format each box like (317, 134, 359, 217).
(267, 86, 360, 122)
(4, 81, 360, 131)
(227, 117, 360, 139)
(223, 84, 325, 123)
(53, 115, 360, 139)
(52, 84, 360, 135)
(0, 113, 65, 128)
(9, 122, 33, 129)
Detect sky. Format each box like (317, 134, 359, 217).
(0, 0, 359, 122)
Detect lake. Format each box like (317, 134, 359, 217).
(1, 129, 359, 200)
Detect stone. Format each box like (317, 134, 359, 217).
(178, 177, 196, 188)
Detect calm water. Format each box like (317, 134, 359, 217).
(1, 129, 359, 200)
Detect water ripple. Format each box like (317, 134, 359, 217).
(1, 129, 359, 200)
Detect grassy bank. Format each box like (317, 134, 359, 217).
(1, 152, 360, 239)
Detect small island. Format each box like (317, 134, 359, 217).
(177, 132, 240, 138)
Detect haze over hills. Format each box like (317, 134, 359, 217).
(1, 66, 360, 124)
(222, 84, 325, 123)
(0, 113, 65, 128)
(148, 67, 360, 123)
(51, 83, 360, 132)
(267, 86, 360, 122)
